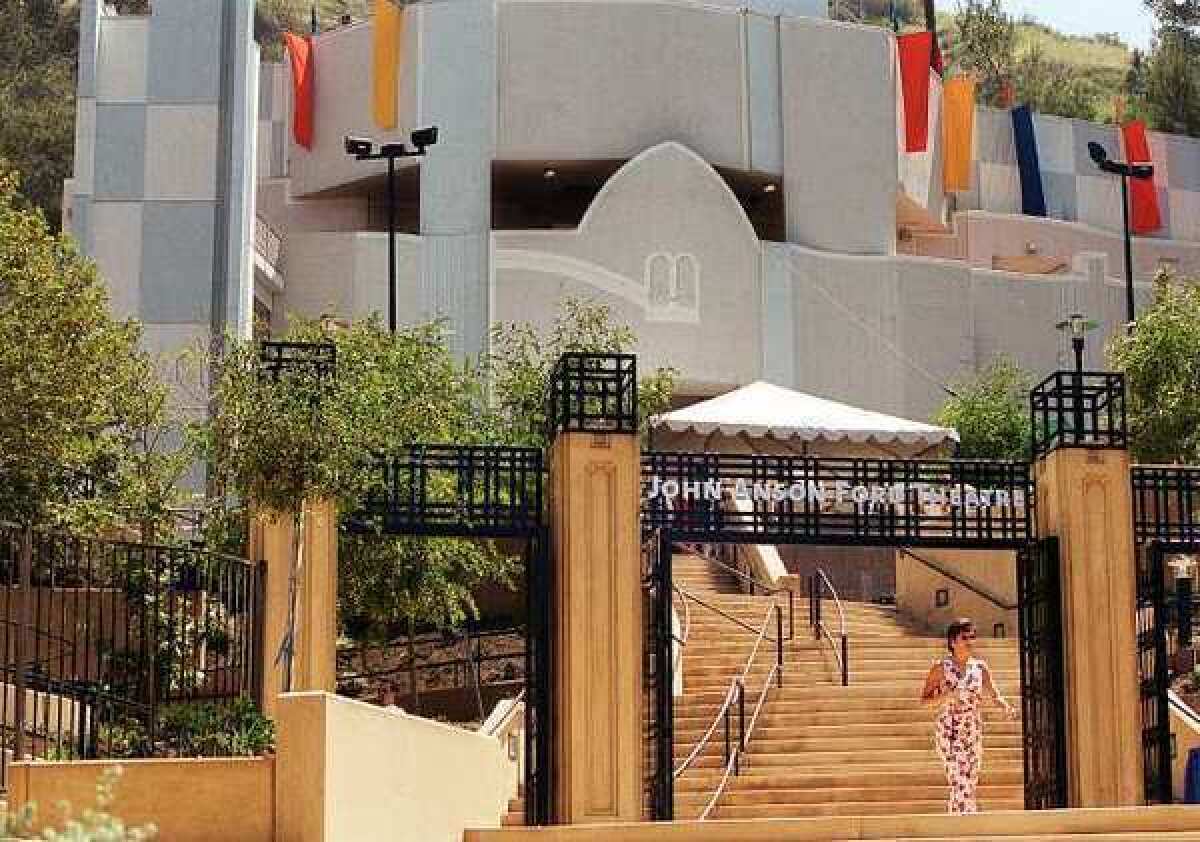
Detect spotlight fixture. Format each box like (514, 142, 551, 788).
(543, 168, 558, 180)
(344, 135, 374, 157)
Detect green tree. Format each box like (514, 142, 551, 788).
(0, 170, 190, 536)
(198, 316, 515, 707)
(952, 0, 1017, 105)
(1011, 44, 1098, 122)
(1145, 0, 1200, 41)
(934, 357, 1032, 460)
(1109, 272, 1200, 464)
(1140, 0, 1200, 137)
(487, 297, 677, 448)
(1145, 32, 1200, 135)
(0, 0, 79, 227)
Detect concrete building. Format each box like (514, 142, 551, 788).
(66, 0, 1200, 421)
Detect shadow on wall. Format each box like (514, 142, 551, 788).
(894, 548, 1019, 639)
(781, 546, 897, 603)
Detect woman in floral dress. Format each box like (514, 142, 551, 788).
(920, 618, 1017, 814)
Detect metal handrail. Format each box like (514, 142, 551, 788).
(898, 547, 1018, 611)
(696, 606, 787, 825)
(684, 542, 795, 640)
(672, 582, 692, 648)
(675, 587, 781, 640)
(673, 598, 782, 782)
(811, 569, 849, 687)
(700, 658, 781, 821)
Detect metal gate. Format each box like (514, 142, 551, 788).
(523, 529, 553, 825)
(1138, 541, 1173, 803)
(1017, 537, 1068, 810)
(643, 529, 674, 820)
(345, 444, 551, 825)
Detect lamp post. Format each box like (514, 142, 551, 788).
(344, 127, 439, 333)
(1086, 141, 1154, 332)
(1056, 312, 1099, 442)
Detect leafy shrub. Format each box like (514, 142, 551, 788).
(1, 766, 157, 840)
(98, 699, 274, 760)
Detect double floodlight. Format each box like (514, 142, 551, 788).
(1088, 142, 1154, 179)
(343, 126, 439, 161)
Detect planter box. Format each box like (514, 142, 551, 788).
(8, 755, 274, 842)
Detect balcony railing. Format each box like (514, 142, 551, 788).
(254, 215, 284, 272)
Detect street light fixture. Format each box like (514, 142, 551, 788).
(1056, 312, 1099, 441)
(344, 126, 440, 333)
(1086, 141, 1154, 332)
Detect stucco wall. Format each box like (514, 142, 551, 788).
(492, 143, 763, 391)
(9, 757, 274, 842)
(284, 231, 423, 327)
(497, 2, 743, 167)
(894, 548, 1018, 639)
(276, 692, 510, 842)
(955, 210, 1200, 278)
(781, 18, 897, 255)
(764, 241, 1151, 421)
(1171, 693, 1200, 803)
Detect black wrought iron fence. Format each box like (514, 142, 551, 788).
(0, 524, 264, 786)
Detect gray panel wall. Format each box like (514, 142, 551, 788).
(781, 19, 897, 255)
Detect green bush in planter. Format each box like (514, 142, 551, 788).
(98, 699, 274, 759)
(1, 766, 157, 840)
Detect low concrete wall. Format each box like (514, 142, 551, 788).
(276, 691, 511, 842)
(8, 756, 274, 841)
(894, 548, 1017, 639)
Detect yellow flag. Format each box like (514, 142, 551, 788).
(942, 76, 976, 193)
(372, 0, 403, 130)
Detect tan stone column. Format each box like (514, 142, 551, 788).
(549, 432, 643, 824)
(252, 500, 339, 720)
(1036, 448, 1143, 806)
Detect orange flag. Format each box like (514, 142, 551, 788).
(284, 33, 315, 149)
(942, 75, 976, 192)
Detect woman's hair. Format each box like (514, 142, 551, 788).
(946, 618, 976, 651)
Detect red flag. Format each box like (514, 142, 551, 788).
(898, 32, 934, 152)
(1121, 120, 1163, 235)
(284, 33, 315, 149)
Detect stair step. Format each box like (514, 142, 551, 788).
(703, 798, 1026, 819)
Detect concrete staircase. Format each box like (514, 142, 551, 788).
(672, 552, 1025, 820)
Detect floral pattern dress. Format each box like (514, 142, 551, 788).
(933, 656, 986, 814)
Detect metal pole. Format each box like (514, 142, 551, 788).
(776, 605, 784, 688)
(13, 527, 31, 764)
(387, 154, 397, 334)
(841, 634, 849, 687)
(1121, 171, 1135, 331)
(1073, 337, 1085, 443)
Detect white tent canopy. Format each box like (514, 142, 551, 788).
(651, 381, 958, 449)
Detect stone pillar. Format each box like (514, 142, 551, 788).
(251, 500, 339, 720)
(549, 432, 643, 823)
(1036, 448, 1143, 806)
